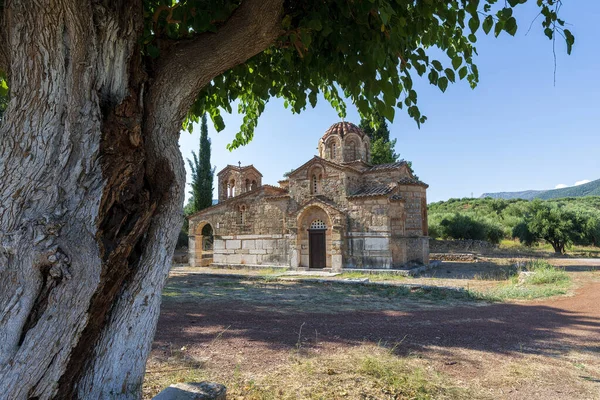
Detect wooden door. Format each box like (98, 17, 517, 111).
(309, 230, 326, 268)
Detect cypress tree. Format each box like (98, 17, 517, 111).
(359, 113, 399, 165)
(188, 114, 215, 213)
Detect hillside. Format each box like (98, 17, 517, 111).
(481, 178, 600, 200)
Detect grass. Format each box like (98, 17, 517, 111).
(499, 239, 600, 257)
(338, 271, 407, 281)
(145, 345, 477, 399)
(484, 259, 572, 300)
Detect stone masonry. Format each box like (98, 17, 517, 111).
(188, 121, 429, 271)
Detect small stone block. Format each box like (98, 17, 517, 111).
(153, 382, 226, 400)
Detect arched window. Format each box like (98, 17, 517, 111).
(245, 179, 250, 192)
(332, 143, 337, 159)
(312, 174, 318, 194)
(238, 205, 246, 225)
(229, 179, 235, 197)
(310, 219, 327, 230)
(251, 180, 257, 190)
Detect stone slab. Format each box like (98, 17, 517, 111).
(153, 382, 226, 400)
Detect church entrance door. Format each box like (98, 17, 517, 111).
(309, 229, 326, 268)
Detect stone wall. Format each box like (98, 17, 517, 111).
(429, 239, 496, 254)
(212, 234, 294, 266)
(397, 185, 426, 236)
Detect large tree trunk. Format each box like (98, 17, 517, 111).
(0, 0, 283, 398)
(0, 1, 184, 398)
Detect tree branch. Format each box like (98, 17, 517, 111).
(148, 0, 285, 128)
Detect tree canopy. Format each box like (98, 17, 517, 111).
(138, 0, 575, 150)
(359, 113, 400, 165)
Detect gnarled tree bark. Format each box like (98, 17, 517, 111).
(0, 0, 283, 398)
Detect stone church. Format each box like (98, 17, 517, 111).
(188, 121, 429, 271)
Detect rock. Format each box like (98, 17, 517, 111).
(153, 382, 226, 400)
(518, 271, 536, 285)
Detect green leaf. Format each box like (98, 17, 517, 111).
(382, 105, 395, 123)
(458, 66, 468, 80)
(445, 68, 456, 83)
(504, 17, 517, 36)
(452, 56, 462, 70)
(0, 79, 8, 97)
(431, 60, 443, 71)
(428, 69, 439, 85)
(438, 77, 448, 93)
(564, 29, 575, 55)
(483, 15, 493, 35)
(469, 15, 480, 33)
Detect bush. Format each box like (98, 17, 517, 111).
(521, 260, 569, 285)
(435, 213, 503, 243)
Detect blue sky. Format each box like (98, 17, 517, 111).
(179, 1, 600, 203)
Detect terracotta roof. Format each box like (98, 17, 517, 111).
(348, 185, 395, 198)
(364, 161, 407, 173)
(397, 177, 429, 188)
(321, 121, 366, 141)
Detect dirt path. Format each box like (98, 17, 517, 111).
(154, 279, 600, 367)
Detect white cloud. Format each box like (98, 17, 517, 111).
(555, 184, 568, 189)
(574, 179, 591, 186)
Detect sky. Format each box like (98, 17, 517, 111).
(179, 1, 600, 204)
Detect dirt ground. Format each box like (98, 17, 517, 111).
(147, 259, 600, 399)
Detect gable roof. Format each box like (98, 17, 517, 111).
(397, 176, 429, 188)
(287, 156, 361, 178)
(348, 185, 396, 198)
(364, 161, 408, 173)
(187, 184, 287, 219)
(216, 164, 263, 177)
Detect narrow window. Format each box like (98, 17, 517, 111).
(238, 205, 246, 224)
(245, 179, 250, 192)
(312, 174, 318, 194)
(332, 143, 337, 159)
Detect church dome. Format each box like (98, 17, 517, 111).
(321, 121, 366, 141)
(319, 121, 371, 164)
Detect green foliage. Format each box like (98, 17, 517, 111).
(187, 114, 215, 213)
(521, 259, 570, 285)
(0, 72, 8, 122)
(485, 260, 571, 300)
(359, 113, 399, 165)
(430, 213, 504, 244)
(150, 0, 573, 149)
(512, 200, 581, 254)
(282, 169, 294, 178)
(429, 197, 600, 251)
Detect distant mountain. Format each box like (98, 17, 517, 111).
(481, 178, 600, 200)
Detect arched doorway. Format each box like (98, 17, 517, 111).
(308, 219, 327, 268)
(296, 206, 332, 269)
(194, 222, 214, 267)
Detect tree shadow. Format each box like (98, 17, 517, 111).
(153, 274, 600, 361)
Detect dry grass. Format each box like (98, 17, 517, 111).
(144, 344, 479, 400)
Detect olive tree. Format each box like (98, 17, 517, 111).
(0, 0, 572, 398)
